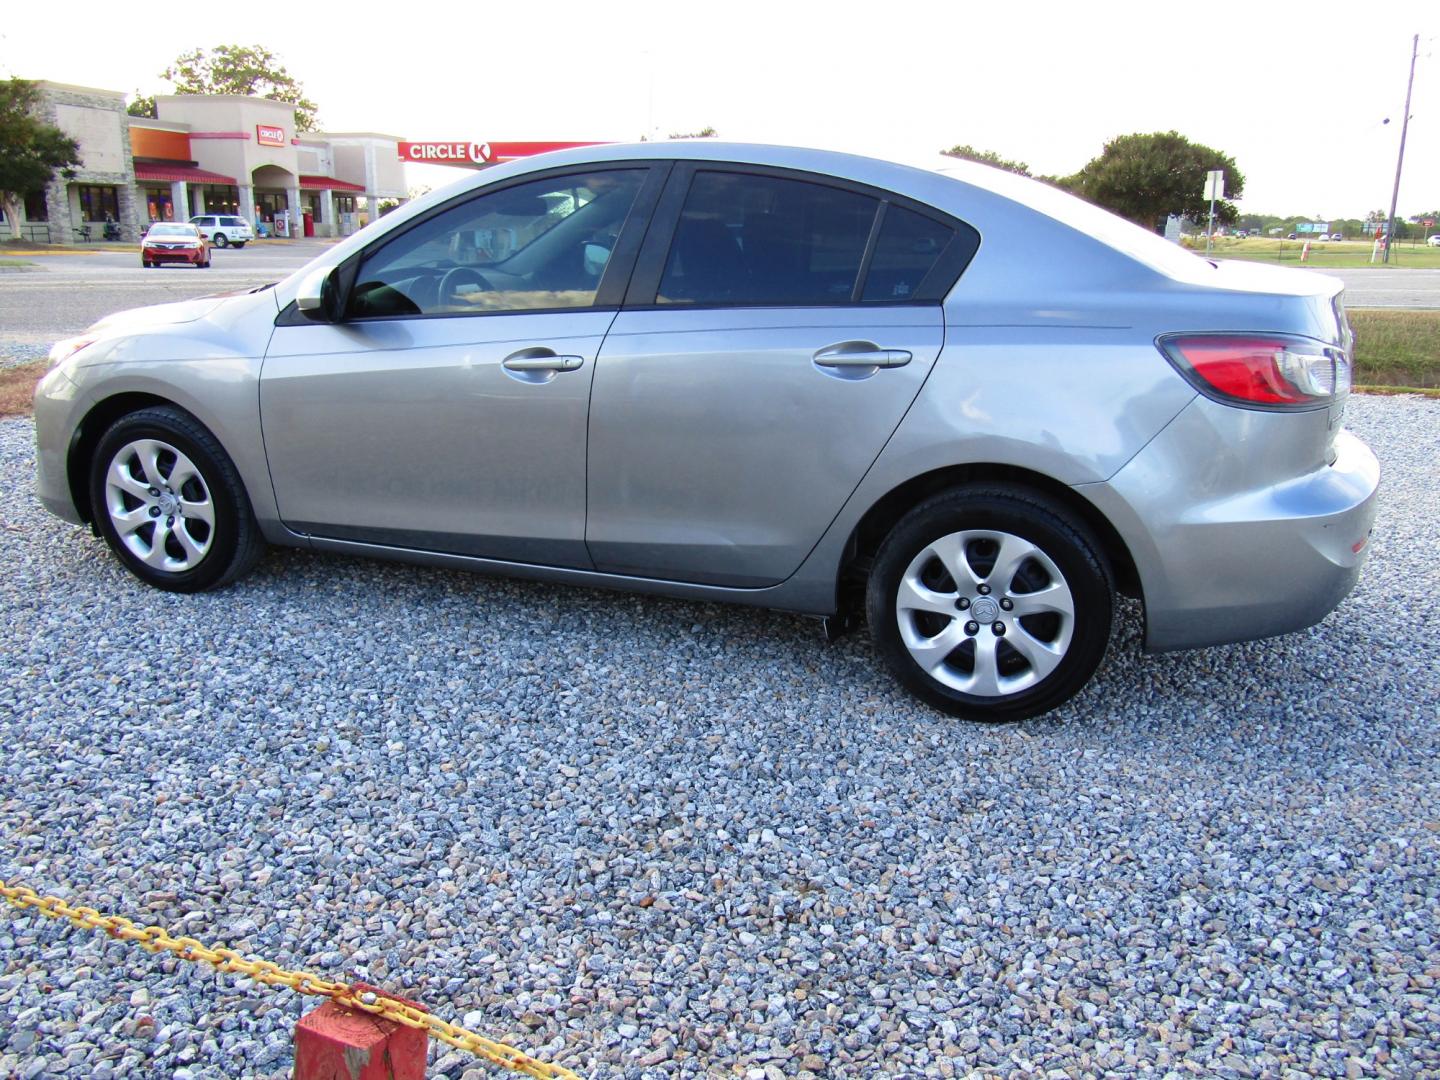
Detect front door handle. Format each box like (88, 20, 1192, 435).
(502, 350, 585, 372)
(813, 347, 912, 369)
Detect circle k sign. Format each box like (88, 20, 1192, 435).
(396, 141, 605, 168)
(398, 142, 493, 165)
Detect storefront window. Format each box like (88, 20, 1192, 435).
(201, 186, 239, 215)
(335, 195, 357, 215)
(143, 186, 174, 222)
(256, 192, 289, 221)
(77, 185, 119, 221)
(24, 192, 48, 221)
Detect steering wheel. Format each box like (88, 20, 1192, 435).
(437, 266, 492, 308)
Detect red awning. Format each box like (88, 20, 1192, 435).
(300, 175, 366, 193)
(134, 162, 237, 185)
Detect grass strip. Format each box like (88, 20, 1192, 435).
(1349, 309, 1440, 389)
(0, 361, 47, 418)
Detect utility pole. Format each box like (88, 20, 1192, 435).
(1384, 34, 1419, 265)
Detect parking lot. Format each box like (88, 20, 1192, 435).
(1, 254, 1438, 1078)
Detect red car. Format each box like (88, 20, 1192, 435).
(141, 223, 211, 269)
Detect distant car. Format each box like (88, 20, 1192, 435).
(1287, 233, 1298, 240)
(1428, 235, 1440, 248)
(1329, 233, 1344, 242)
(140, 223, 210, 269)
(189, 214, 253, 248)
(36, 142, 1379, 722)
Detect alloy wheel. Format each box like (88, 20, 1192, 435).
(103, 438, 215, 572)
(894, 528, 1075, 697)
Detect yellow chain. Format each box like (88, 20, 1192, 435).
(0, 879, 582, 1080)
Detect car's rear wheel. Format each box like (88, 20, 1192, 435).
(89, 406, 264, 593)
(212, 233, 228, 247)
(867, 486, 1113, 722)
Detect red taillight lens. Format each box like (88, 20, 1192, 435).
(1158, 334, 1349, 409)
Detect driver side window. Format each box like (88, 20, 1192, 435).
(350, 169, 645, 318)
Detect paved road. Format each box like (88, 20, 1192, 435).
(0, 240, 329, 346)
(1322, 268, 1440, 309)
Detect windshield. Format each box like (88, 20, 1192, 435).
(148, 224, 199, 238)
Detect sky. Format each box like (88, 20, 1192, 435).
(3, 0, 1436, 219)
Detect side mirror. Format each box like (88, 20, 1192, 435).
(295, 266, 340, 321)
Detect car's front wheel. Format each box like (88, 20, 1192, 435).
(232, 241, 246, 249)
(867, 486, 1113, 722)
(89, 406, 264, 592)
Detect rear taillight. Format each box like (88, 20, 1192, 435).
(1158, 334, 1350, 410)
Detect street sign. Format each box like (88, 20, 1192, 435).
(1204, 170, 1224, 201)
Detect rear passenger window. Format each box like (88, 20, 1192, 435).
(862, 206, 955, 302)
(657, 172, 877, 306)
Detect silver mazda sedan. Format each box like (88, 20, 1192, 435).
(34, 143, 1379, 721)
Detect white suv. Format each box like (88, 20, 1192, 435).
(189, 215, 254, 248)
(1428, 235, 1440, 248)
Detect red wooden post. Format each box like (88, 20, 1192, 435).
(293, 985, 428, 1080)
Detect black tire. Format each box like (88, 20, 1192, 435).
(212, 233, 228, 247)
(140, 259, 150, 268)
(232, 242, 246, 249)
(89, 406, 265, 593)
(866, 485, 1113, 722)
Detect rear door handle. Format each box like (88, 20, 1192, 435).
(502, 350, 585, 372)
(813, 348, 912, 368)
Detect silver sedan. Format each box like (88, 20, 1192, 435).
(33, 142, 1379, 721)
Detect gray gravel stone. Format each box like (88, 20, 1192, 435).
(1, 395, 1437, 1078)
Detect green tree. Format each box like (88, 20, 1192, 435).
(940, 144, 1030, 176)
(668, 126, 717, 139)
(1061, 131, 1244, 231)
(0, 79, 81, 241)
(129, 45, 320, 131)
(127, 93, 157, 119)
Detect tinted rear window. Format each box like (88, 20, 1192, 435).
(657, 171, 878, 306)
(862, 206, 954, 302)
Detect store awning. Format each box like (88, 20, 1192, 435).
(300, 175, 367, 193)
(134, 163, 238, 185)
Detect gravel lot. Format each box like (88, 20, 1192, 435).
(1, 395, 1437, 1079)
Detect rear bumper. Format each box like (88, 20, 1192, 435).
(1081, 419, 1379, 653)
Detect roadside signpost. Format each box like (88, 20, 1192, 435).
(1204, 170, 1224, 256)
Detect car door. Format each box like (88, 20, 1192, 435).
(585, 164, 975, 587)
(260, 165, 663, 567)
